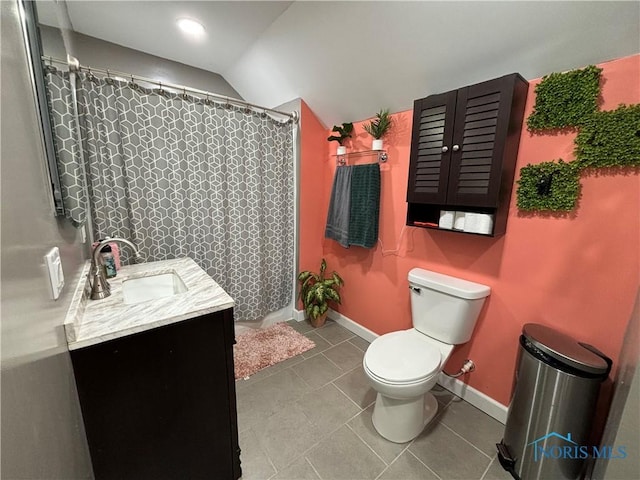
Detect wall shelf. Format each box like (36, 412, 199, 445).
(334, 149, 387, 165)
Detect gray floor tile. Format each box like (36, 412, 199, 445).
(349, 336, 371, 352)
(333, 366, 376, 409)
(272, 457, 320, 480)
(438, 398, 505, 456)
(323, 341, 364, 371)
(235, 329, 507, 480)
(315, 322, 354, 345)
(431, 384, 456, 407)
(253, 402, 323, 471)
(481, 456, 513, 480)
(378, 451, 440, 480)
(348, 406, 408, 464)
(409, 421, 492, 479)
(265, 352, 307, 373)
(287, 319, 314, 334)
(291, 354, 344, 389)
(297, 383, 361, 437)
(237, 429, 276, 480)
(235, 365, 275, 391)
(236, 369, 310, 432)
(307, 425, 386, 480)
(301, 331, 332, 358)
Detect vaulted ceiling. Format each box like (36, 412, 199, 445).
(36, 1, 640, 127)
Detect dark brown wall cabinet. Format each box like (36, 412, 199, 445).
(406, 73, 528, 236)
(71, 309, 241, 480)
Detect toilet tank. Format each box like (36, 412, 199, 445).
(408, 268, 490, 345)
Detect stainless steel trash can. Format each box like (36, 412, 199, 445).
(497, 324, 611, 480)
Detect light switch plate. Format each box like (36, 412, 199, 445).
(44, 247, 65, 300)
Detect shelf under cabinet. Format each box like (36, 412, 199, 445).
(406, 202, 503, 237)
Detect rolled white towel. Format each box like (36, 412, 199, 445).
(453, 211, 466, 230)
(439, 210, 455, 229)
(475, 214, 494, 234)
(463, 213, 494, 235)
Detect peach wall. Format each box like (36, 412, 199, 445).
(303, 54, 640, 406)
(299, 100, 327, 275)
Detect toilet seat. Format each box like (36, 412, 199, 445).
(364, 330, 441, 385)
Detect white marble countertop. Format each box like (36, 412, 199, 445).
(64, 257, 234, 350)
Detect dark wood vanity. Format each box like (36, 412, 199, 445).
(70, 308, 241, 480)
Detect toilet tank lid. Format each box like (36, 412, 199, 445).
(408, 268, 491, 299)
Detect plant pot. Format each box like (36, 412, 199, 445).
(372, 139, 384, 151)
(336, 146, 347, 155)
(310, 312, 328, 328)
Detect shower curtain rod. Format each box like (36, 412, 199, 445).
(42, 55, 299, 123)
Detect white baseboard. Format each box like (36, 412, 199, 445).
(324, 309, 508, 424)
(292, 308, 306, 322)
(327, 309, 378, 342)
(437, 373, 508, 424)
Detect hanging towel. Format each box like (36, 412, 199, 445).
(348, 164, 381, 248)
(325, 166, 353, 248)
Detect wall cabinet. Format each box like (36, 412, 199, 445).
(70, 309, 241, 480)
(406, 73, 528, 236)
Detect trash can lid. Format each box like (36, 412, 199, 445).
(522, 323, 610, 375)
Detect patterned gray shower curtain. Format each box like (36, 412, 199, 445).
(46, 70, 294, 322)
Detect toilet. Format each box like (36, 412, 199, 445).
(363, 268, 490, 443)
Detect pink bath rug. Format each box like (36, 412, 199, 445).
(234, 322, 315, 379)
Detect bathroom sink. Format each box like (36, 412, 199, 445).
(122, 272, 188, 305)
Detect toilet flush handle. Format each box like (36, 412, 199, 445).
(410, 286, 421, 294)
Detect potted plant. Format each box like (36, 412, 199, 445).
(297, 259, 344, 328)
(327, 122, 354, 155)
(363, 109, 393, 150)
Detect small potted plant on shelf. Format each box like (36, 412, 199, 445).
(327, 122, 354, 155)
(363, 109, 393, 150)
(297, 259, 344, 328)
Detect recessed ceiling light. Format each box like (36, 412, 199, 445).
(176, 18, 205, 36)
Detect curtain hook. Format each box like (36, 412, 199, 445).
(105, 69, 115, 86)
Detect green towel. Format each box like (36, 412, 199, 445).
(348, 163, 380, 248)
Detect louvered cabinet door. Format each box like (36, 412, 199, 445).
(446, 75, 517, 207)
(407, 91, 457, 204)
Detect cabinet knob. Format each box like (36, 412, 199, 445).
(441, 146, 449, 153)
(452, 144, 460, 152)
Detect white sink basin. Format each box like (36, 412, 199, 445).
(122, 272, 188, 305)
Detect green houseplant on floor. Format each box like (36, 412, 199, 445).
(297, 259, 344, 328)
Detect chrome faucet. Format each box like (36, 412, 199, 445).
(90, 237, 144, 300)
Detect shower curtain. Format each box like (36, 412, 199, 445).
(46, 69, 294, 322)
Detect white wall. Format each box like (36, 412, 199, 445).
(39, 25, 243, 100)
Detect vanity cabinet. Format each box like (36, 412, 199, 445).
(70, 308, 241, 480)
(406, 73, 528, 236)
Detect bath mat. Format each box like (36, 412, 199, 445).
(234, 322, 315, 379)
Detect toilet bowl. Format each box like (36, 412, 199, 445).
(363, 268, 490, 443)
(363, 329, 454, 443)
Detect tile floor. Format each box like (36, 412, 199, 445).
(235, 320, 512, 480)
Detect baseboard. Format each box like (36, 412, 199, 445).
(292, 308, 306, 322)
(437, 373, 508, 424)
(327, 309, 378, 342)
(325, 308, 508, 424)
